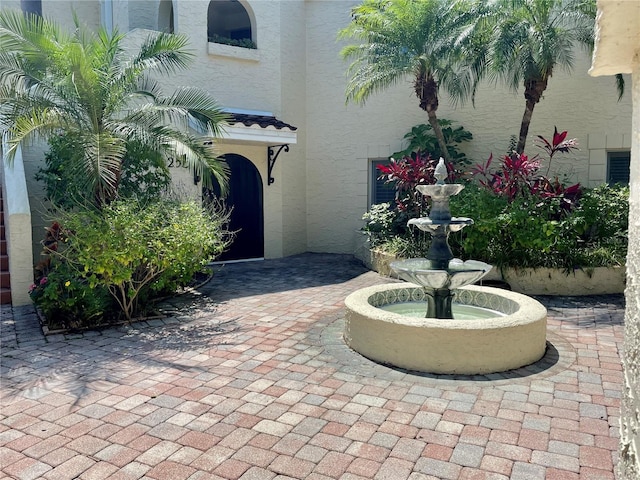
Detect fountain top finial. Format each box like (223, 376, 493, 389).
(434, 158, 447, 185)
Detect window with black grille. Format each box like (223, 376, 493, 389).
(607, 151, 631, 185)
(371, 159, 396, 206)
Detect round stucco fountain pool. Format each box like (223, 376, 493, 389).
(344, 283, 547, 375)
(345, 159, 547, 375)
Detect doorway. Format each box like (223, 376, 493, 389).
(204, 154, 264, 261)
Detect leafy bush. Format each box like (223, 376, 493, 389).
(449, 183, 629, 270)
(30, 222, 115, 330)
(208, 34, 257, 49)
(36, 133, 172, 209)
(362, 127, 628, 270)
(362, 203, 404, 247)
(391, 120, 473, 169)
(30, 259, 114, 330)
(33, 199, 231, 326)
(472, 127, 581, 207)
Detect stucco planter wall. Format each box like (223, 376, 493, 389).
(354, 235, 399, 277)
(501, 266, 626, 296)
(360, 245, 626, 296)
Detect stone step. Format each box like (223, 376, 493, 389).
(0, 270, 9, 288)
(0, 186, 10, 305)
(0, 287, 11, 305)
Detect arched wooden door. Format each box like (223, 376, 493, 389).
(204, 154, 264, 261)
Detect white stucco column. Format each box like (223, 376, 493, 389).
(1, 137, 34, 306)
(589, 2, 640, 477)
(619, 60, 640, 480)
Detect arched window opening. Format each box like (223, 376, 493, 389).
(20, 0, 41, 16)
(158, 0, 174, 33)
(207, 0, 256, 49)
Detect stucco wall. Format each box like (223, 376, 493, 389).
(279, 1, 307, 257)
(0, 0, 100, 25)
(127, 0, 160, 31)
(2, 0, 634, 262)
(43, 0, 100, 28)
(169, 0, 282, 114)
(1, 141, 34, 306)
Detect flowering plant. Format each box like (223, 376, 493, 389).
(29, 222, 111, 330)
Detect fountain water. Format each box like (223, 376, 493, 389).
(344, 159, 548, 374)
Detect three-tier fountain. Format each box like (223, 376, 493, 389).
(344, 159, 547, 374)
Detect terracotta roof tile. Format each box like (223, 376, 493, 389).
(228, 113, 297, 131)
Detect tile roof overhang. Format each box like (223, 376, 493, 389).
(220, 112, 298, 145)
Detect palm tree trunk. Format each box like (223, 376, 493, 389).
(427, 111, 450, 163)
(415, 73, 451, 163)
(516, 78, 548, 154)
(515, 99, 536, 155)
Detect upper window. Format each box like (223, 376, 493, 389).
(21, 0, 41, 16)
(207, 0, 256, 49)
(371, 159, 396, 206)
(158, 0, 174, 33)
(607, 151, 631, 185)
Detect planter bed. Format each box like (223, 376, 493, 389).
(359, 246, 626, 296)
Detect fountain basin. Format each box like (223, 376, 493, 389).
(344, 284, 547, 375)
(391, 258, 492, 289)
(408, 217, 472, 233)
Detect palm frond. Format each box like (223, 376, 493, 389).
(615, 74, 625, 101)
(80, 133, 126, 205)
(1, 9, 227, 205)
(1, 107, 66, 163)
(339, 0, 482, 109)
(151, 125, 229, 194)
(119, 32, 193, 82)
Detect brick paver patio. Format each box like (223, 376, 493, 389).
(0, 253, 624, 479)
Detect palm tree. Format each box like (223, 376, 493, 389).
(478, 0, 596, 154)
(338, 0, 479, 164)
(0, 10, 228, 207)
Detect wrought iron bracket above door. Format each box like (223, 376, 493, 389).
(267, 144, 290, 185)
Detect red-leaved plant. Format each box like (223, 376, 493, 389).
(535, 127, 579, 177)
(472, 127, 582, 208)
(377, 153, 456, 216)
(473, 152, 540, 201)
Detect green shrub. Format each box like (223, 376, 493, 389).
(38, 198, 231, 324)
(363, 125, 628, 270)
(391, 120, 473, 169)
(36, 133, 172, 209)
(449, 183, 629, 269)
(362, 203, 407, 246)
(208, 34, 257, 49)
(365, 182, 628, 270)
(30, 258, 114, 330)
